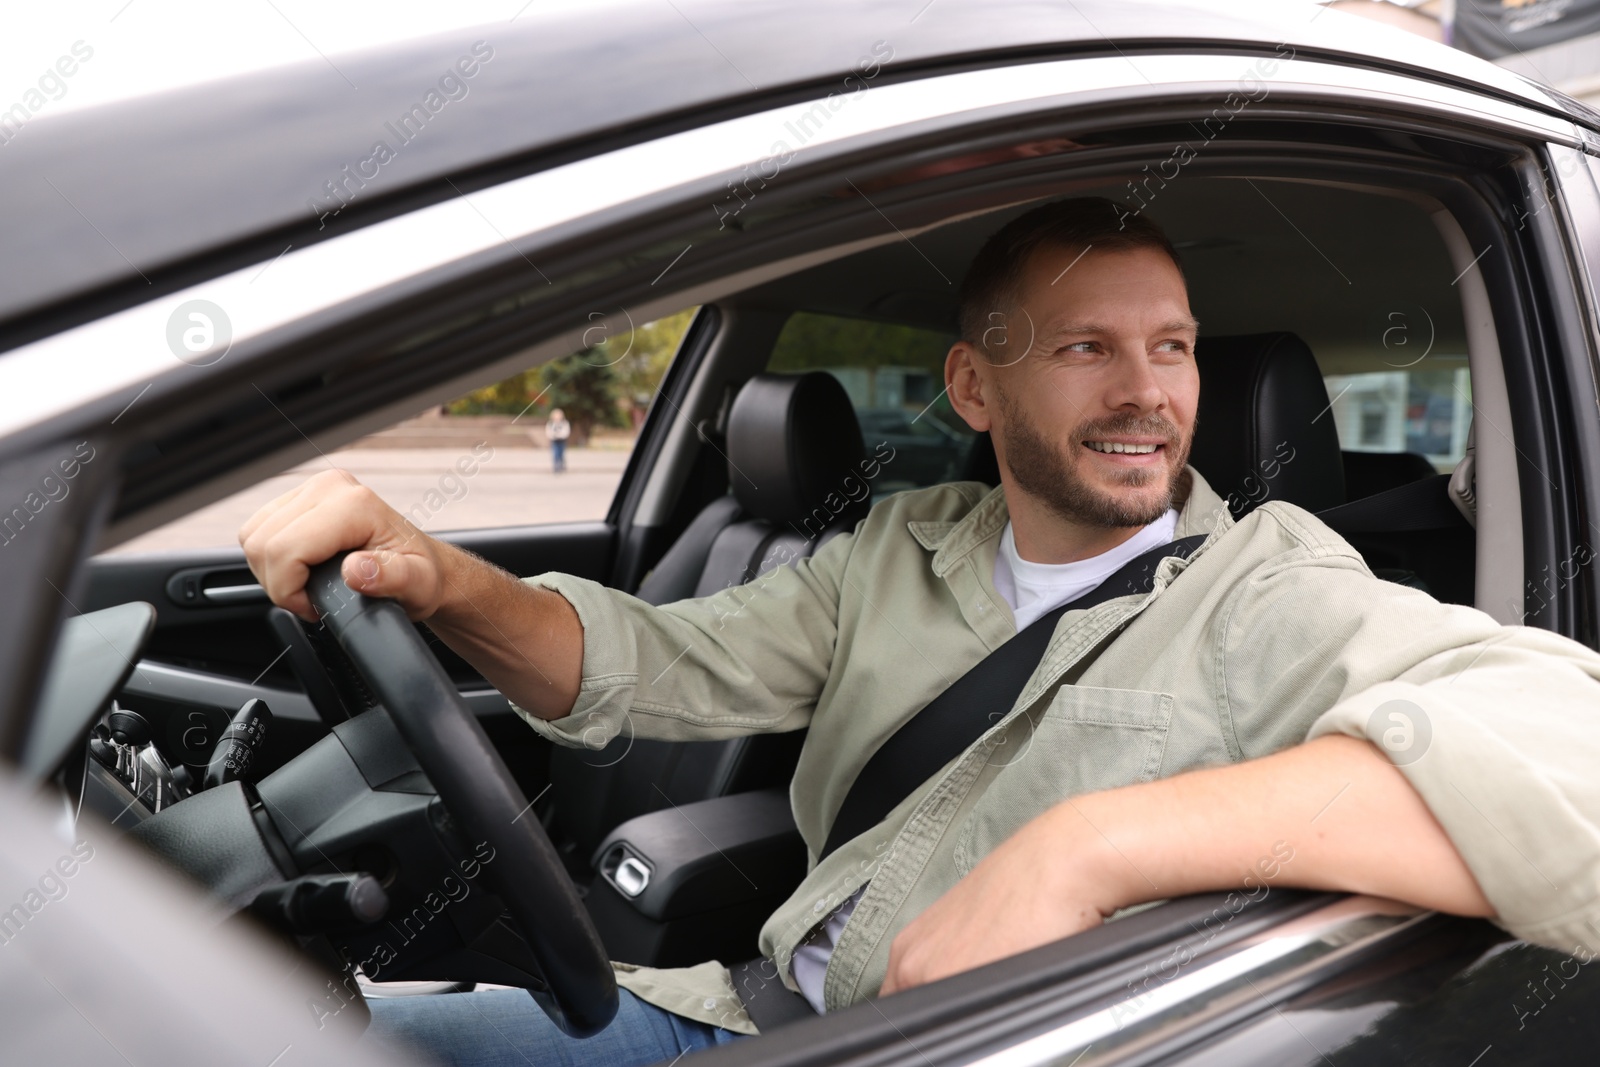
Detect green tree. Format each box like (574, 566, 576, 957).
(445, 308, 699, 432)
(537, 352, 626, 445)
(768, 312, 952, 375)
(603, 308, 697, 420)
(443, 369, 539, 416)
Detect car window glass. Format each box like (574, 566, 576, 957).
(766, 312, 973, 497)
(101, 309, 699, 555)
(1321, 361, 1472, 472)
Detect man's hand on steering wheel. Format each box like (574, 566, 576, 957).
(239, 469, 618, 1036)
(239, 467, 456, 624)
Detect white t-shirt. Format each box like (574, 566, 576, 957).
(789, 509, 1180, 1013)
(992, 509, 1179, 630)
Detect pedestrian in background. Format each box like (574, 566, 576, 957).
(546, 407, 571, 473)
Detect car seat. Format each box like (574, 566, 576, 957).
(545, 372, 869, 874)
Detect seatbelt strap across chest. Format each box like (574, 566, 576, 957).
(818, 533, 1209, 861)
(735, 532, 1210, 1028)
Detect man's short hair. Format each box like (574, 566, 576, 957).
(957, 197, 1184, 349)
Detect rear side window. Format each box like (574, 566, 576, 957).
(1321, 363, 1472, 471)
(767, 312, 974, 495)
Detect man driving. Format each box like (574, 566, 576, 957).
(241, 198, 1600, 1066)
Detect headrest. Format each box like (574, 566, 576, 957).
(1190, 332, 1345, 516)
(725, 372, 866, 527)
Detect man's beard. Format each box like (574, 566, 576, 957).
(996, 384, 1190, 529)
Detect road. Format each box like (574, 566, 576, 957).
(103, 446, 632, 555)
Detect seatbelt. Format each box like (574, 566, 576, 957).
(732, 532, 1209, 1028)
(819, 533, 1209, 862)
(813, 476, 1463, 865)
(729, 958, 819, 1031)
(1314, 474, 1469, 534)
(735, 481, 1465, 1027)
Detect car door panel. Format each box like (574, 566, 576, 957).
(78, 522, 612, 792)
(82, 520, 615, 694)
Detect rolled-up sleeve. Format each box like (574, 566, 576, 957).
(1305, 621, 1600, 954)
(509, 531, 854, 751)
(1222, 534, 1600, 953)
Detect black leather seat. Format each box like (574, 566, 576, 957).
(1342, 449, 1438, 500)
(1187, 333, 1471, 599)
(547, 372, 870, 871)
(1189, 332, 1345, 515)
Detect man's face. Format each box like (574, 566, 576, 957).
(949, 243, 1200, 530)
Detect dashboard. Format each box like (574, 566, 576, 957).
(23, 600, 515, 835)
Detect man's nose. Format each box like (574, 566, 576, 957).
(1105, 352, 1165, 412)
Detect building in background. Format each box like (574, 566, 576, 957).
(1324, 365, 1474, 471)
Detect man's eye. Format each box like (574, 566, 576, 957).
(1154, 340, 1187, 353)
(1064, 342, 1096, 353)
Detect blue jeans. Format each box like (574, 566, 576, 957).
(366, 988, 747, 1067)
(551, 439, 567, 471)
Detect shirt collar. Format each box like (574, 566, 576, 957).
(909, 466, 1233, 577)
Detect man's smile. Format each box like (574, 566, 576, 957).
(1082, 438, 1168, 464)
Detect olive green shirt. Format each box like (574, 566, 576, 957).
(516, 469, 1600, 1034)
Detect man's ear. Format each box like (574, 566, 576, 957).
(945, 342, 993, 433)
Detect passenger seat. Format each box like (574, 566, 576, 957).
(1342, 449, 1438, 500)
(546, 372, 870, 874)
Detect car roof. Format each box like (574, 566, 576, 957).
(0, 0, 1579, 349)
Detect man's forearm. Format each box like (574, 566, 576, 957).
(423, 542, 585, 720)
(883, 733, 1494, 995)
(1062, 733, 1494, 918)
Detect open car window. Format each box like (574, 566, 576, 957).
(100, 310, 698, 554)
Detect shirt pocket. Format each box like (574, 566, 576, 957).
(953, 685, 1174, 876)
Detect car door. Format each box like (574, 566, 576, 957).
(3, 15, 1598, 1067)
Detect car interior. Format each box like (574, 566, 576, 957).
(58, 171, 1494, 1008)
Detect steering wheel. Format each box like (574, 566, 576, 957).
(306, 553, 617, 1037)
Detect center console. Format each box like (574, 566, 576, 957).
(583, 787, 808, 967)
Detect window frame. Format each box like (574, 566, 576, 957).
(4, 45, 1587, 754)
